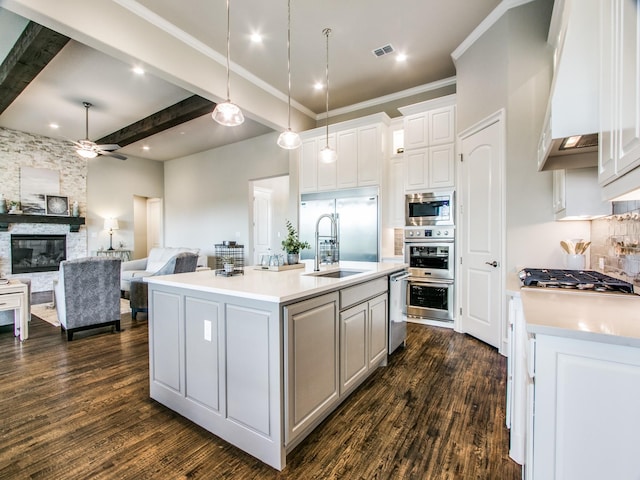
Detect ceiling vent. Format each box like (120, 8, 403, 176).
(372, 44, 394, 57)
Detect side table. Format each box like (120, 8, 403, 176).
(0, 280, 29, 341)
(96, 249, 132, 261)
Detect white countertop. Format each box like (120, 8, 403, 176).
(519, 286, 640, 348)
(145, 260, 407, 303)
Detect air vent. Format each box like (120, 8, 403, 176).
(372, 44, 394, 57)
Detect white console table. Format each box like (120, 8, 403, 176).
(96, 249, 132, 261)
(0, 280, 29, 341)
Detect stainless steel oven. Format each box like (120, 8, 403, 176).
(405, 190, 454, 226)
(404, 225, 455, 323)
(406, 277, 454, 322)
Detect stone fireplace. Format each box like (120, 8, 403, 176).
(11, 234, 66, 274)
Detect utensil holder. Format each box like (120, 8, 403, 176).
(566, 254, 585, 270)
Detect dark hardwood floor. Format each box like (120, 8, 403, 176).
(0, 310, 521, 479)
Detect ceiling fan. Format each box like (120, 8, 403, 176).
(71, 102, 127, 160)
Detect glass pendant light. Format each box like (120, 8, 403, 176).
(319, 27, 336, 164)
(212, 0, 244, 126)
(277, 0, 301, 149)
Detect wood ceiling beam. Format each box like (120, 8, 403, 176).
(0, 22, 70, 115)
(97, 95, 215, 147)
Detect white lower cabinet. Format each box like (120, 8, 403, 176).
(285, 292, 340, 444)
(529, 334, 640, 480)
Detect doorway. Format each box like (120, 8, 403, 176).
(458, 110, 505, 349)
(133, 195, 163, 259)
(250, 176, 290, 265)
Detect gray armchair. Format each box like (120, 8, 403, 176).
(54, 257, 122, 340)
(129, 252, 198, 320)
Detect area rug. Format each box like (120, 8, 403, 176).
(31, 299, 130, 327)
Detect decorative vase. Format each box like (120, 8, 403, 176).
(287, 253, 299, 265)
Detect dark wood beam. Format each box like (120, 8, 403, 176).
(97, 95, 215, 147)
(0, 21, 70, 115)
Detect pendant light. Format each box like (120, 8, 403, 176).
(319, 27, 336, 164)
(212, 0, 244, 126)
(277, 0, 301, 149)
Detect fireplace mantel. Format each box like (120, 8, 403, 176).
(0, 214, 85, 232)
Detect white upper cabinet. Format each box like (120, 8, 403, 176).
(399, 95, 457, 192)
(599, 0, 640, 199)
(298, 113, 389, 194)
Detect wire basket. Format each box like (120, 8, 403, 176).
(214, 244, 244, 276)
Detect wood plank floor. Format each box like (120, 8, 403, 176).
(0, 311, 521, 479)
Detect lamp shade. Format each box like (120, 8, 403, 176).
(277, 129, 302, 149)
(212, 101, 245, 126)
(104, 218, 119, 231)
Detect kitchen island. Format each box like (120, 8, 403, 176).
(145, 261, 406, 470)
(507, 280, 640, 480)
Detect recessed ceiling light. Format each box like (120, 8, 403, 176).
(396, 53, 407, 62)
(49, 123, 59, 129)
(132, 66, 145, 75)
(250, 32, 263, 43)
(142, 145, 150, 151)
(314, 82, 324, 91)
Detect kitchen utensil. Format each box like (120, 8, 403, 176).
(560, 240, 572, 254)
(577, 241, 591, 254)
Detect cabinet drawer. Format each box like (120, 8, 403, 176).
(340, 277, 387, 310)
(0, 294, 22, 310)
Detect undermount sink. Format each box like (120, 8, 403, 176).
(307, 269, 368, 278)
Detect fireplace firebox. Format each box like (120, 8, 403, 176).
(11, 234, 66, 274)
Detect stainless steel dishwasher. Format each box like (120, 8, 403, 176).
(389, 269, 409, 353)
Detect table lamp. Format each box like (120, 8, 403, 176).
(104, 218, 119, 251)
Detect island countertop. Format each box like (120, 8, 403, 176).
(145, 260, 407, 303)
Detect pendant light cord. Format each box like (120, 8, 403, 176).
(225, 0, 231, 101)
(286, 0, 292, 129)
(323, 28, 331, 144)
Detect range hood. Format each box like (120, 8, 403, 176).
(538, 0, 600, 171)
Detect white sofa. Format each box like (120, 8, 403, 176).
(120, 247, 203, 293)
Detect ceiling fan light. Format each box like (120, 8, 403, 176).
(277, 129, 302, 149)
(212, 101, 245, 126)
(319, 145, 337, 164)
(76, 148, 97, 159)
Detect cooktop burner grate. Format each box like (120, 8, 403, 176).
(519, 268, 635, 294)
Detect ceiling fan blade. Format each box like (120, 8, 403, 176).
(100, 151, 127, 160)
(96, 144, 121, 151)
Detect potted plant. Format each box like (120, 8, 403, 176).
(281, 220, 310, 265)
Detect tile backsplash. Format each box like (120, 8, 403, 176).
(591, 200, 640, 286)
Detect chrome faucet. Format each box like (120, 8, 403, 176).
(314, 213, 338, 271)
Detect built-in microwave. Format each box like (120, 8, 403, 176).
(405, 190, 454, 226)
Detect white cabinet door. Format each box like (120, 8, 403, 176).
(339, 303, 368, 394)
(300, 138, 318, 193)
(404, 112, 428, 150)
(429, 106, 455, 146)
(358, 123, 382, 186)
(368, 294, 388, 367)
(388, 155, 405, 227)
(428, 144, 455, 188)
(616, 0, 640, 175)
(533, 334, 640, 480)
(552, 169, 566, 213)
(336, 129, 358, 189)
(404, 148, 428, 191)
(285, 292, 339, 444)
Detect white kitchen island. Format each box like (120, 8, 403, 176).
(145, 261, 406, 470)
(507, 282, 640, 480)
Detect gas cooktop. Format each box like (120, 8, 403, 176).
(519, 268, 635, 294)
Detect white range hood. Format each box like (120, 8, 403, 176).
(538, 0, 600, 171)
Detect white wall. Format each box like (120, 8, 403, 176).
(456, 0, 591, 274)
(163, 132, 290, 263)
(87, 154, 164, 255)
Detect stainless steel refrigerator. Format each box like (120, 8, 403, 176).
(299, 187, 379, 262)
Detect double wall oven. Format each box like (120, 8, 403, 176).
(404, 190, 455, 325)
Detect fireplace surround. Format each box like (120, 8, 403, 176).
(11, 234, 66, 274)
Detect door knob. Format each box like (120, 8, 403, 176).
(485, 260, 499, 268)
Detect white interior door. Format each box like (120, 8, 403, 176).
(253, 188, 272, 264)
(458, 111, 504, 348)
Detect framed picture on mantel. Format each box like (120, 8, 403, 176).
(45, 195, 69, 216)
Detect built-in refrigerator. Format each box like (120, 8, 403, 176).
(299, 187, 379, 263)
